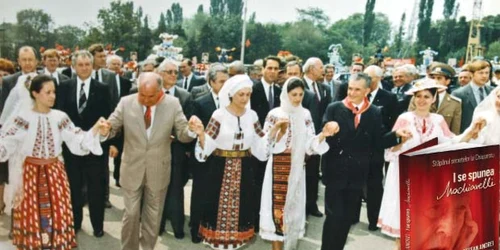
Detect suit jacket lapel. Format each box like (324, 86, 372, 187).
(437, 93, 448, 113)
(465, 85, 477, 108)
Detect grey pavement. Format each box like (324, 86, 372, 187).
(0, 163, 394, 250)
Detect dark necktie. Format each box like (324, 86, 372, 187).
(478, 87, 485, 102)
(166, 90, 170, 95)
(95, 70, 100, 82)
(268, 85, 274, 109)
(183, 77, 188, 90)
(216, 96, 219, 108)
(312, 82, 320, 103)
(367, 93, 372, 102)
(78, 82, 87, 113)
(144, 106, 151, 129)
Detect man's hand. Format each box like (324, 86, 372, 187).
(109, 145, 119, 158)
(322, 121, 340, 137)
(395, 128, 412, 143)
(188, 115, 204, 136)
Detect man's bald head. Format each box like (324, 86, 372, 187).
(138, 72, 163, 107)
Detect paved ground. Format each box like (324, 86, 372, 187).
(0, 164, 395, 250)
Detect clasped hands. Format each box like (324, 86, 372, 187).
(188, 115, 204, 136)
(92, 117, 111, 136)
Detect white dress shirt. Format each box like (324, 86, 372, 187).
(261, 77, 274, 102)
(44, 68, 59, 84)
(163, 86, 176, 96)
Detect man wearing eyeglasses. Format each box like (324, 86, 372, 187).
(177, 59, 205, 92)
(157, 59, 193, 239)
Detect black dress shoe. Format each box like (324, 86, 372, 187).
(174, 232, 185, 239)
(191, 234, 202, 243)
(307, 206, 324, 217)
(94, 230, 104, 238)
(368, 224, 379, 231)
(105, 200, 112, 208)
(159, 228, 165, 235)
(115, 181, 121, 187)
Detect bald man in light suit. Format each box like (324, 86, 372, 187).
(103, 72, 202, 250)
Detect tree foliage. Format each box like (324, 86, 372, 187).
(97, 1, 141, 52)
(363, 0, 376, 47)
(296, 7, 330, 28)
(16, 9, 53, 48)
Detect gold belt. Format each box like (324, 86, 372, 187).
(213, 149, 251, 158)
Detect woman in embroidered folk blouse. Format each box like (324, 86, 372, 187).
(377, 79, 455, 249)
(259, 77, 336, 250)
(194, 75, 287, 250)
(0, 75, 109, 250)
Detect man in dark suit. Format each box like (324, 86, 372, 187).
(0, 46, 38, 114)
(250, 55, 282, 230)
(302, 57, 332, 217)
(56, 50, 112, 238)
(177, 59, 205, 92)
(188, 63, 228, 243)
(106, 54, 132, 188)
(323, 64, 342, 102)
(41, 49, 70, 86)
(452, 60, 493, 133)
(157, 60, 193, 239)
(351, 65, 399, 230)
(89, 44, 122, 208)
(321, 73, 408, 250)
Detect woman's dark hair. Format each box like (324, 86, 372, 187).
(416, 87, 438, 97)
(287, 78, 305, 93)
(29, 74, 54, 99)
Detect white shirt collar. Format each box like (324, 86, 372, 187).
(369, 88, 379, 103)
(163, 85, 176, 95)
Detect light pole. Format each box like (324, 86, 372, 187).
(240, 0, 248, 63)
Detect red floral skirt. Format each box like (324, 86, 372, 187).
(12, 157, 77, 249)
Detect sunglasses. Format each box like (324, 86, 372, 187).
(161, 70, 178, 75)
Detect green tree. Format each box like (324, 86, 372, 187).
(393, 13, 406, 56)
(245, 23, 282, 63)
(155, 13, 168, 38)
(417, 0, 434, 46)
(54, 25, 85, 49)
(16, 9, 53, 48)
(443, 0, 456, 20)
(172, 3, 183, 25)
(226, 0, 243, 17)
(81, 24, 104, 48)
(363, 0, 376, 47)
(282, 21, 328, 61)
(296, 7, 330, 28)
(485, 41, 500, 60)
(97, 1, 141, 52)
(481, 15, 500, 48)
(166, 10, 173, 29)
(137, 15, 153, 60)
(0, 22, 18, 60)
(210, 0, 224, 17)
(197, 4, 204, 14)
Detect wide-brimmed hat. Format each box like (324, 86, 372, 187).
(405, 78, 447, 95)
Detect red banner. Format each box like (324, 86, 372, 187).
(400, 140, 499, 250)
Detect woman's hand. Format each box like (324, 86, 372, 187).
(93, 117, 110, 136)
(270, 118, 289, 139)
(319, 121, 340, 142)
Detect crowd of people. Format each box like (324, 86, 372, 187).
(0, 44, 499, 250)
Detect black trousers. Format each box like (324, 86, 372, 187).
(321, 186, 361, 250)
(306, 155, 321, 208)
(112, 140, 124, 183)
(160, 143, 189, 234)
(64, 151, 107, 233)
(252, 158, 267, 231)
(352, 161, 384, 226)
(189, 158, 208, 237)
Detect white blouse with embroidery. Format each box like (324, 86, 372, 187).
(195, 108, 271, 162)
(0, 109, 102, 161)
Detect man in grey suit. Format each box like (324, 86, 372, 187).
(452, 60, 493, 133)
(103, 72, 201, 250)
(156, 60, 193, 238)
(0, 46, 38, 114)
(323, 64, 341, 102)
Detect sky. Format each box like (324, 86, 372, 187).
(1, 0, 499, 30)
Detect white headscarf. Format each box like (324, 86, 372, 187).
(217, 74, 253, 109)
(277, 76, 308, 250)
